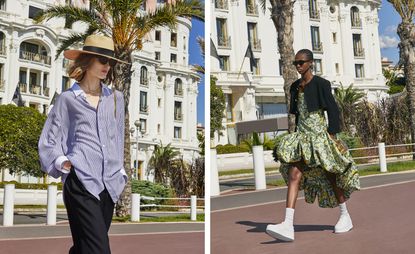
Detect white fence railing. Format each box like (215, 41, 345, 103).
(130, 194, 204, 222)
(1, 185, 204, 226)
(211, 142, 415, 196)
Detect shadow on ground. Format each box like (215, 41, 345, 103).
(237, 221, 334, 244)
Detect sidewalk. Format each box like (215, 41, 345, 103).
(212, 172, 415, 254)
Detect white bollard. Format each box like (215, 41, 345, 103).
(190, 195, 197, 221)
(378, 142, 387, 173)
(3, 183, 15, 226)
(252, 145, 266, 190)
(131, 193, 140, 222)
(47, 185, 57, 225)
(210, 148, 220, 196)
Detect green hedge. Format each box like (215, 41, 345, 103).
(216, 144, 250, 154)
(0, 181, 63, 190)
(131, 180, 175, 210)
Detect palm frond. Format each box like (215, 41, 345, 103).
(387, 0, 415, 21)
(55, 25, 99, 60)
(34, 5, 104, 30)
(196, 36, 205, 57)
(191, 64, 205, 74)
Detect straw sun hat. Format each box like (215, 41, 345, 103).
(63, 34, 128, 64)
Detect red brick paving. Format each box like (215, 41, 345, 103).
(212, 181, 415, 254)
(0, 232, 204, 254)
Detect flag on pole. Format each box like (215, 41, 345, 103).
(244, 43, 256, 69)
(50, 91, 60, 106)
(210, 38, 219, 59)
(237, 43, 256, 79)
(12, 83, 24, 107)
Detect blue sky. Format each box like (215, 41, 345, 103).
(378, 0, 401, 64)
(189, 18, 205, 126)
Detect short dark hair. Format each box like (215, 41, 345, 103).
(296, 49, 314, 61)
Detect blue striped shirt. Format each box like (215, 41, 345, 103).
(38, 82, 126, 203)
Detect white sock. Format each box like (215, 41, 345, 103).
(284, 208, 295, 226)
(339, 202, 348, 216)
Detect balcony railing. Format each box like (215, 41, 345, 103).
(174, 113, 183, 121)
(19, 50, 51, 65)
(0, 42, 5, 55)
(351, 18, 362, 28)
(309, 10, 320, 20)
(354, 47, 365, 58)
(29, 85, 41, 95)
(218, 36, 231, 49)
(140, 105, 149, 114)
(174, 87, 183, 96)
(215, 0, 228, 10)
(250, 39, 261, 51)
(19, 82, 27, 93)
(246, 4, 259, 16)
(312, 42, 323, 53)
(0, 80, 4, 91)
(140, 79, 149, 87)
(43, 86, 50, 97)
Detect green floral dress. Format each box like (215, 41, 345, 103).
(275, 92, 360, 208)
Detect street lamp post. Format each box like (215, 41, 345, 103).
(130, 120, 144, 180)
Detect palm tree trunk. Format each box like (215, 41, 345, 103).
(397, 21, 415, 160)
(113, 48, 134, 217)
(270, 0, 297, 132)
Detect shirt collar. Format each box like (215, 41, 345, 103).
(71, 82, 112, 98)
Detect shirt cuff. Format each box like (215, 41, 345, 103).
(54, 155, 70, 174)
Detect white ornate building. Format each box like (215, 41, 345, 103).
(211, 0, 388, 145)
(0, 0, 200, 183)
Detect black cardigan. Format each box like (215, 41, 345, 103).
(289, 75, 341, 134)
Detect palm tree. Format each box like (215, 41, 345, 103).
(148, 142, 180, 185)
(334, 83, 365, 132)
(258, 0, 298, 132)
(35, 0, 203, 216)
(241, 132, 275, 152)
(387, 0, 415, 159)
(192, 36, 205, 74)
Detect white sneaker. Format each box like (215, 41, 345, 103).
(266, 222, 294, 241)
(334, 213, 353, 233)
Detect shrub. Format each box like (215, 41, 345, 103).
(131, 180, 175, 210)
(215, 144, 250, 154)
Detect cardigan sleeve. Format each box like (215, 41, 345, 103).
(322, 81, 341, 134)
(38, 96, 68, 178)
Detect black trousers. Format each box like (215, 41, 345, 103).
(63, 169, 115, 254)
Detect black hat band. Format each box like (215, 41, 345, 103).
(82, 46, 115, 58)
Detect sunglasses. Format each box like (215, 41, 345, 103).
(97, 56, 117, 66)
(292, 60, 311, 66)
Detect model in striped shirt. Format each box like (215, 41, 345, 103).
(38, 35, 128, 254)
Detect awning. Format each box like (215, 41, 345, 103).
(235, 116, 289, 135)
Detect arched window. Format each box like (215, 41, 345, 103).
(140, 66, 148, 86)
(174, 78, 183, 96)
(350, 7, 361, 28)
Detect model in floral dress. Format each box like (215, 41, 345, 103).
(266, 49, 360, 242)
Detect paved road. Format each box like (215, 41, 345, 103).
(212, 171, 415, 254)
(0, 222, 204, 254)
(0, 211, 203, 225)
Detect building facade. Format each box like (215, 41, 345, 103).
(0, 0, 200, 183)
(211, 0, 388, 145)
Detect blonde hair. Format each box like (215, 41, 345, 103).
(66, 54, 95, 82)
